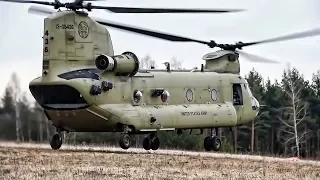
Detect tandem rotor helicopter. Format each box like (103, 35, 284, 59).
(1, 0, 320, 152)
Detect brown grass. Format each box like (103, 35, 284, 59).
(0, 142, 320, 180)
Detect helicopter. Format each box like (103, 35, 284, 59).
(1, 0, 320, 152)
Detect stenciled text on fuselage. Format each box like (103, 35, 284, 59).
(180, 111, 207, 116)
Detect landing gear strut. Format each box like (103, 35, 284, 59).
(50, 129, 63, 150)
(143, 132, 160, 150)
(203, 128, 221, 151)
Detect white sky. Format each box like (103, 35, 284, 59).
(0, 0, 319, 103)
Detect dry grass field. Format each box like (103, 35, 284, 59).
(0, 142, 320, 180)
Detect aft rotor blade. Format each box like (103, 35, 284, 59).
(236, 50, 279, 64)
(238, 28, 320, 48)
(96, 6, 244, 13)
(28, 5, 218, 48)
(0, 0, 55, 6)
(94, 17, 212, 45)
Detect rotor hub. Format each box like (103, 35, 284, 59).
(57, 0, 92, 11)
(207, 41, 217, 48)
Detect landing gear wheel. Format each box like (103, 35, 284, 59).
(143, 137, 151, 150)
(204, 136, 213, 151)
(119, 134, 131, 150)
(50, 133, 62, 150)
(150, 137, 160, 150)
(212, 136, 221, 151)
(142, 136, 160, 150)
(203, 136, 222, 151)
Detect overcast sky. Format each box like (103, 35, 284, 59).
(0, 0, 319, 102)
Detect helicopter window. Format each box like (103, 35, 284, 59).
(133, 90, 143, 103)
(244, 80, 253, 97)
(247, 86, 253, 97)
(232, 84, 243, 106)
(161, 90, 170, 102)
(58, 68, 101, 80)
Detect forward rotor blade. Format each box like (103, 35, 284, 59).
(238, 28, 320, 48)
(96, 6, 244, 13)
(28, 5, 56, 16)
(94, 17, 212, 45)
(0, 0, 55, 6)
(236, 50, 279, 64)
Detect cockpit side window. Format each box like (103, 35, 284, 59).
(232, 84, 243, 105)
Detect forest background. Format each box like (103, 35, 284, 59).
(1, 55, 320, 159)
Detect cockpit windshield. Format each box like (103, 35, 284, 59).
(244, 80, 253, 97)
(244, 80, 260, 114)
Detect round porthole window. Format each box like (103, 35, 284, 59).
(211, 89, 218, 101)
(133, 90, 142, 103)
(161, 90, 170, 102)
(186, 89, 193, 102)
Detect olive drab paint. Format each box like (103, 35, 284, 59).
(41, 11, 114, 76)
(24, 8, 265, 152)
(30, 10, 260, 134)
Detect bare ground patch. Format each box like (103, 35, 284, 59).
(0, 142, 319, 179)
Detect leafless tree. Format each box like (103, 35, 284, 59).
(140, 54, 156, 69)
(251, 111, 269, 152)
(7, 73, 24, 142)
(33, 102, 44, 142)
(278, 66, 308, 157)
(170, 57, 182, 69)
(19, 92, 31, 142)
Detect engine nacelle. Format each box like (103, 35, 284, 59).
(202, 50, 240, 74)
(95, 51, 140, 76)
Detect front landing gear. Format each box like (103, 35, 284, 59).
(143, 133, 160, 150)
(50, 132, 62, 150)
(204, 128, 221, 152)
(119, 125, 133, 150)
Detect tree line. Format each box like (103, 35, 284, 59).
(1, 56, 320, 159)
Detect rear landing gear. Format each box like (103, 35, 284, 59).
(204, 128, 221, 152)
(143, 133, 160, 150)
(50, 132, 62, 150)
